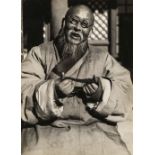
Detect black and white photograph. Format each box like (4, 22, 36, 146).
(21, 0, 133, 155)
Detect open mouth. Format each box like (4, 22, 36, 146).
(71, 32, 81, 40)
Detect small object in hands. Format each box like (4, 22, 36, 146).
(62, 75, 98, 84)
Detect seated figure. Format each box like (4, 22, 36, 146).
(21, 4, 133, 155)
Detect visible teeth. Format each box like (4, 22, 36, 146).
(72, 33, 80, 37)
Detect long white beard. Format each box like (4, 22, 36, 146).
(62, 42, 78, 59)
(55, 35, 88, 61)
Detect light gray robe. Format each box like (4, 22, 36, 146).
(21, 41, 133, 155)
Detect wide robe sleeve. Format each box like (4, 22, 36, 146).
(95, 53, 132, 122)
(21, 46, 63, 125)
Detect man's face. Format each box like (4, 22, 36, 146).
(65, 7, 94, 45)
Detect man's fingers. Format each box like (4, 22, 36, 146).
(87, 83, 98, 92)
(59, 79, 73, 88)
(86, 84, 95, 94)
(90, 83, 98, 90)
(83, 86, 91, 94)
(84, 83, 98, 94)
(61, 79, 72, 86)
(57, 79, 74, 95)
(87, 84, 95, 91)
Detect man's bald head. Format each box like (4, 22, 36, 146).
(65, 5, 94, 25)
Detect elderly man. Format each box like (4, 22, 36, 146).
(22, 5, 132, 155)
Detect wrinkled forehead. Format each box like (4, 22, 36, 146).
(66, 5, 94, 24)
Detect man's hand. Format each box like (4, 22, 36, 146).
(83, 83, 98, 95)
(83, 79, 103, 103)
(56, 79, 74, 96)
